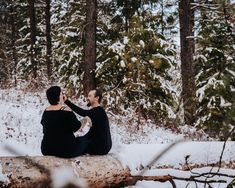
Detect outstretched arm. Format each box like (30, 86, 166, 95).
(64, 99, 90, 117)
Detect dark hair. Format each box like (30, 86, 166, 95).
(94, 89, 102, 103)
(46, 86, 61, 105)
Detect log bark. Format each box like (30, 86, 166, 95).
(1, 155, 234, 187)
(0, 155, 131, 188)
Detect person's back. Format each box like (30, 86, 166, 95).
(41, 109, 81, 158)
(40, 86, 82, 158)
(85, 106, 112, 155)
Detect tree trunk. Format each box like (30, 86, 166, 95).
(9, 3, 18, 86)
(83, 0, 97, 96)
(179, 0, 196, 125)
(28, 0, 37, 79)
(124, 1, 129, 32)
(45, 0, 52, 80)
(0, 155, 131, 188)
(160, 0, 164, 35)
(0, 0, 10, 86)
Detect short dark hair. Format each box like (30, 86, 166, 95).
(46, 86, 61, 105)
(94, 89, 102, 103)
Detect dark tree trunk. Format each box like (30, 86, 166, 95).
(83, 0, 97, 95)
(160, 0, 164, 35)
(0, 1, 8, 54)
(9, 4, 18, 86)
(0, 0, 11, 85)
(179, 0, 196, 125)
(45, 0, 52, 80)
(124, 1, 129, 32)
(28, 0, 37, 79)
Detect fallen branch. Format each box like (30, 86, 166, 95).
(125, 173, 228, 185)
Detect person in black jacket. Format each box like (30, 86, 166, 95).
(41, 86, 86, 158)
(63, 89, 112, 155)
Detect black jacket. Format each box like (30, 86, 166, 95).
(65, 100, 112, 155)
(41, 110, 81, 158)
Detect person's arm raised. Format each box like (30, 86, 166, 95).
(64, 99, 90, 117)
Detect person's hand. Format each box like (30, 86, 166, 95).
(77, 116, 92, 135)
(62, 92, 67, 102)
(80, 116, 92, 127)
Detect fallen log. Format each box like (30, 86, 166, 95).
(0, 155, 131, 188)
(1, 155, 233, 188)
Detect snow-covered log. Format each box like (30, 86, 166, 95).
(0, 155, 131, 188)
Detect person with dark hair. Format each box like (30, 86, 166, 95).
(41, 86, 85, 158)
(63, 89, 112, 155)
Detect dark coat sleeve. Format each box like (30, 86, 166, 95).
(69, 112, 82, 132)
(65, 99, 91, 117)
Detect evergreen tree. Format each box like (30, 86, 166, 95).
(96, 1, 177, 123)
(12, 0, 47, 87)
(52, 0, 85, 95)
(115, 0, 178, 38)
(194, 0, 235, 139)
(0, 0, 18, 87)
(51, 0, 178, 123)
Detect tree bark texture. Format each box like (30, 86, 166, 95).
(9, 3, 18, 86)
(45, 0, 52, 80)
(28, 0, 37, 79)
(179, 0, 196, 125)
(0, 155, 131, 188)
(83, 0, 97, 96)
(0, 155, 234, 188)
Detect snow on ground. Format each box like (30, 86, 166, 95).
(113, 142, 235, 173)
(0, 88, 235, 188)
(0, 88, 185, 156)
(0, 89, 45, 155)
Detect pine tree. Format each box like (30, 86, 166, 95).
(14, 0, 47, 87)
(96, 1, 177, 123)
(52, 0, 85, 95)
(52, 0, 178, 123)
(0, 0, 18, 87)
(194, 0, 235, 139)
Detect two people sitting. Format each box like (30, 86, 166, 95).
(41, 86, 112, 158)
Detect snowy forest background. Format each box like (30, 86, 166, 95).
(1, 0, 234, 139)
(0, 0, 235, 187)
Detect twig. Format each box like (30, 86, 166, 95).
(138, 140, 184, 176)
(129, 173, 227, 186)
